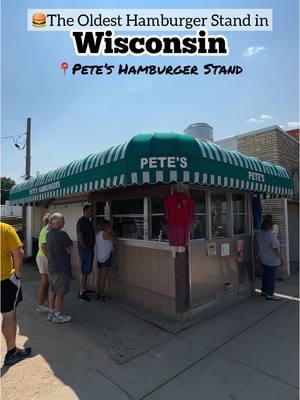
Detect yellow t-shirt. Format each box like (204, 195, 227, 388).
(37, 225, 48, 257)
(1, 222, 23, 281)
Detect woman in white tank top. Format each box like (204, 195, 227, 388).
(96, 230, 113, 263)
(95, 221, 116, 301)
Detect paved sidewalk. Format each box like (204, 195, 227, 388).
(1, 265, 299, 400)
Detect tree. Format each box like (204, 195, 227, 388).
(1, 177, 16, 204)
(1, 177, 16, 190)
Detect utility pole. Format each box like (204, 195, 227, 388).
(23, 117, 32, 258)
(25, 118, 31, 180)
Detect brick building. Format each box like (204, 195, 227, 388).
(287, 128, 300, 141)
(217, 125, 299, 279)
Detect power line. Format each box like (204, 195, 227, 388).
(1, 133, 27, 150)
(1, 133, 26, 140)
(5, 158, 25, 174)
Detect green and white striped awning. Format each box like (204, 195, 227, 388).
(9, 132, 292, 205)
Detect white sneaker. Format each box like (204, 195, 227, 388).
(37, 304, 50, 313)
(47, 312, 54, 321)
(52, 313, 72, 324)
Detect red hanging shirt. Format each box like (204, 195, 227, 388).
(164, 193, 195, 246)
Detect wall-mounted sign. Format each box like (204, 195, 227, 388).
(206, 241, 217, 256)
(221, 243, 230, 256)
(236, 239, 244, 262)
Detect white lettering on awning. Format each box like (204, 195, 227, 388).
(248, 171, 265, 182)
(140, 157, 187, 170)
(29, 181, 61, 195)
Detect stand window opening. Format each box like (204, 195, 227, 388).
(111, 199, 144, 240)
(232, 194, 247, 234)
(151, 196, 168, 241)
(211, 192, 228, 237)
(190, 190, 207, 239)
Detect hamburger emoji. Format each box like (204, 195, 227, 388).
(32, 12, 46, 28)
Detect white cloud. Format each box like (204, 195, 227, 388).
(243, 46, 265, 57)
(260, 114, 273, 120)
(246, 114, 273, 123)
(287, 121, 300, 129)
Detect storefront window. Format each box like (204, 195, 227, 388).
(232, 194, 247, 234)
(191, 215, 206, 239)
(113, 216, 144, 239)
(211, 192, 228, 237)
(112, 199, 144, 239)
(95, 202, 105, 215)
(95, 202, 106, 227)
(111, 199, 143, 215)
(190, 190, 207, 239)
(151, 197, 168, 241)
(151, 190, 207, 241)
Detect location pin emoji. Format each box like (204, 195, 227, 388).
(61, 62, 68, 75)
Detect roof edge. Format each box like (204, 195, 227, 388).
(216, 125, 299, 145)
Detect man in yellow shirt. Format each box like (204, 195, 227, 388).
(1, 222, 31, 366)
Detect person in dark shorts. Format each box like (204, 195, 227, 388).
(76, 205, 95, 302)
(95, 220, 116, 301)
(1, 222, 31, 366)
(46, 213, 74, 323)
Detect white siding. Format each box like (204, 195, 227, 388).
(0, 202, 22, 217)
(48, 203, 83, 241)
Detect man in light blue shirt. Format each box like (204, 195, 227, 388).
(256, 219, 281, 301)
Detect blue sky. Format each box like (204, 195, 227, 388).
(1, 0, 299, 183)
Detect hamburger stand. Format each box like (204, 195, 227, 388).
(9, 128, 292, 320)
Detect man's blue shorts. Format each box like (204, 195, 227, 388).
(78, 248, 94, 275)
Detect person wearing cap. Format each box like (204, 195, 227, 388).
(1, 222, 31, 366)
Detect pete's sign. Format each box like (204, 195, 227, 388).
(248, 171, 265, 182)
(29, 181, 61, 195)
(140, 156, 188, 169)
